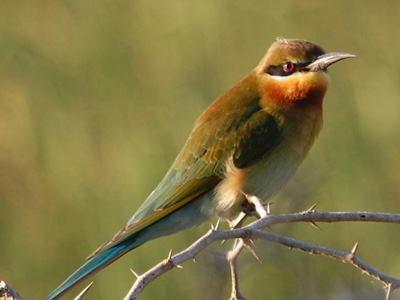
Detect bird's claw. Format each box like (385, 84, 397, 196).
(243, 194, 268, 219)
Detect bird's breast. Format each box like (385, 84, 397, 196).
(214, 105, 322, 219)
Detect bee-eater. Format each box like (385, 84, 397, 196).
(45, 38, 355, 300)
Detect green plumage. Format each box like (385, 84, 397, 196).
(46, 39, 355, 300)
(94, 72, 282, 253)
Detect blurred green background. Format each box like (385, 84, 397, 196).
(1, 1, 400, 299)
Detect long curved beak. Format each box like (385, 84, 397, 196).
(306, 52, 357, 72)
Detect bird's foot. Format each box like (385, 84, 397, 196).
(243, 194, 268, 219)
(228, 194, 269, 229)
(228, 212, 247, 229)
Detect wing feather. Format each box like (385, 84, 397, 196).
(89, 73, 283, 257)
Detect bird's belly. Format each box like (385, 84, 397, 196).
(216, 145, 303, 219)
(214, 108, 322, 219)
(243, 143, 302, 200)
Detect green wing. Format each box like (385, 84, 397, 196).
(90, 76, 283, 257)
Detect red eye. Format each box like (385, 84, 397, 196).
(283, 62, 295, 72)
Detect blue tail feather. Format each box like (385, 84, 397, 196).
(45, 193, 213, 300)
(45, 240, 135, 300)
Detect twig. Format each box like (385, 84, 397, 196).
(250, 230, 400, 291)
(0, 281, 23, 300)
(124, 211, 400, 300)
(2, 211, 399, 300)
(227, 239, 248, 300)
(73, 282, 94, 300)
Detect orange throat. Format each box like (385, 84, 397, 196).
(261, 71, 330, 109)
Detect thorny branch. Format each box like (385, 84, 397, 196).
(0, 281, 23, 300)
(124, 210, 400, 300)
(227, 239, 248, 300)
(2, 211, 400, 300)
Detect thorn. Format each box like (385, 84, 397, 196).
(265, 202, 274, 214)
(192, 257, 197, 263)
(385, 283, 393, 300)
(221, 239, 226, 245)
(215, 218, 221, 230)
(175, 264, 184, 269)
(243, 239, 262, 264)
(167, 248, 173, 261)
(233, 238, 241, 249)
(248, 239, 256, 246)
(130, 268, 140, 278)
(73, 282, 94, 300)
(350, 242, 359, 255)
(304, 202, 318, 213)
(211, 218, 221, 230)
(308, 221, 321, 230)
(346, 242, 359, 260)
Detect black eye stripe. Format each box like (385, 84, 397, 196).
(265, 62, 309, 77)
(265, 65, 294, 76)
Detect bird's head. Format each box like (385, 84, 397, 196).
(257, 38, 356, 109)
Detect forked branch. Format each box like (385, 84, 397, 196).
(2, 211, 400, 300)
(124, 210, 400, 300)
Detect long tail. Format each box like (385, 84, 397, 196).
(44, 236, 138, 300)
(45, 192, 213, 300)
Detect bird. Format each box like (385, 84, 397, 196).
(45, 38, 356, 300)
